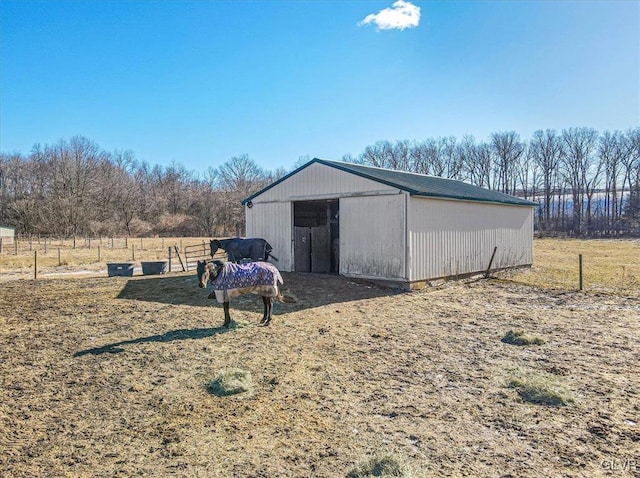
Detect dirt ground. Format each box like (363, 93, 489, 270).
(1, 269, 639, 477)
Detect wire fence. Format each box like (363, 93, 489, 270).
(0, 236, 216, 277)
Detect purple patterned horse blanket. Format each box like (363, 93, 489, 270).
(210, 261, 283, 303)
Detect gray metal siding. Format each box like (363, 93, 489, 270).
(408, 197, 533, 281)
(340, 194, 406, 280)
(245, 202, 293, 271)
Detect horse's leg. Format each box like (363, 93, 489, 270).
(223, 301, 231, 328)
(260, 297, 273, 326)
(259, 296, 268, 324)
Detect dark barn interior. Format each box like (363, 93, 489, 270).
(293, 200, 339, 273)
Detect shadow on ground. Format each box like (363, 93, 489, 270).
(116, 271, 403, 314)
(74, 325, 231, 356)
(76, 272, 401, 357)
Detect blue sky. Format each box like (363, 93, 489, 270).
(1, 0, 638, 174)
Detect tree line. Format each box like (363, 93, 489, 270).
(0, 136, 285, 237)
(1, 127, 639, 238)
(347, 127, 640, 235)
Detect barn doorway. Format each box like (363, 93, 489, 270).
(293, 200, 339, 273)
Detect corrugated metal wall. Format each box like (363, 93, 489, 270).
(340, 194, 407, 280)
(245, 202, 293, 271)
(408, 197, 533, 281)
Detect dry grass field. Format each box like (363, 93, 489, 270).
(1, 239, 639, 477)
(507, 238, 640, 298)
(0, 236, 209, 276)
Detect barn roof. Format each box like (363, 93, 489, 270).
(243, 158, 538, 207)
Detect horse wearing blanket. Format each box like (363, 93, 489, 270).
(197, 260, 283, 327)
(210, 238, 278, 263)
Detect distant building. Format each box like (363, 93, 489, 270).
(0, 225, 15, 245)
(243, 158, 537, 289)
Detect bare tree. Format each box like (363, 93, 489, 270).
(104, 150, 140, 236)
(620, 128, 640, 228)
(0, 152, 40, 232)
(389, 140, 411, 171)
(421, 137, 460, 178)
(409, 140, 431, 175)
(43, 136, 107, 235)
(214, 154, 267, 235)
(598, 131, 627, 232)
(560, 128, 600, 234)
(491, 131, 524, 195)
(157, 162, 193, 216)
(190, 170, 225, 236)
(459, 136, 492, 188)
(360, 141, 389, 169)
(515, 141, 536, 200)
(418, 138, 442, 176)
(530, 130, 563, 229)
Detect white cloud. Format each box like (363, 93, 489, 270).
(359, 0, 421, 31)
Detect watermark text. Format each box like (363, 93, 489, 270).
(601, 457, 638, 472)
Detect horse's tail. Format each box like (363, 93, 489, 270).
(264, 241, 278, 261)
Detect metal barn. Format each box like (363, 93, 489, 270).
(243, 159, 537, 289)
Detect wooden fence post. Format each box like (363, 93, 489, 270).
(0, 238, 3, 254)
(174, 245, 186, 271)
(34, 250, 38, 280)
(579, 254, 583, 291)
(485, 246, 498, 278)
(58, 248, 61, 266)
(168, 247, 172, 272)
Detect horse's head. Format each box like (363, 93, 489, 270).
(197, 260, 208, 288)
(197, 260, 223, 288)
(210, 239, 221, 257)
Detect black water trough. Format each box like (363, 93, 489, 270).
(107, 262, 135, 277)
(141, 261, 168, 275)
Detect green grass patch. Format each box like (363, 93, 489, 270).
(207, 368, 253, 397)
(501, 329, 545, 346)
(347, 454, 407, 478)
(508, 375, 575, 406)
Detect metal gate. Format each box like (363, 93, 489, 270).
(180, 241, 226, 271)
